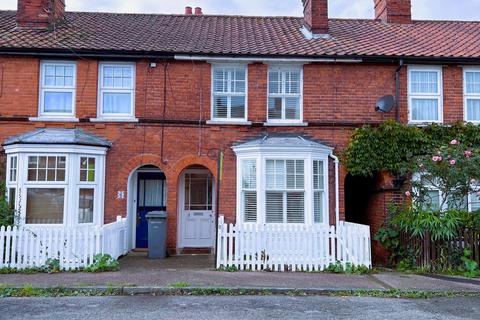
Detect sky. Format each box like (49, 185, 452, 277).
(0, 0, 479, 21)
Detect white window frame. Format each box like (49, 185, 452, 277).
(266, 65, 304, 124)
(209, 64, 249, 124)
(313, 159, 326, 224)
(240, 159, 257, 223)
(464, 67, 480, 124)
(408, 65, 443, 124)
(4, 145, 107, 227)
(234, 146, 330, 226)
(36, 61, 77, 121)
(95, 62, 137, 122)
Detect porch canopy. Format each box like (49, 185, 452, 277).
(3, 129, 111, 227)
(232, 133, 339, 226)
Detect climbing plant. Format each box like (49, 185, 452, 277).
(343, 120, 480, 177)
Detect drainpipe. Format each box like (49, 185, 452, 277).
(395, 59, 404, 122)
(329, 154, 340, 225)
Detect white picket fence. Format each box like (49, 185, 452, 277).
(216, 217, 371, 271)
(0, 216, 129, 270)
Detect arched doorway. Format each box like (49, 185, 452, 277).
(177, 165, 216, 251)
(127, 165, 167, 250)
(344, 173, 377, 225)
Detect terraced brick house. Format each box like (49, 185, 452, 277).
(0, 0, 479, 267)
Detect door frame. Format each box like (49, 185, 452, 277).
(177, 168, 216, 249)
(127, 167, 166, 250)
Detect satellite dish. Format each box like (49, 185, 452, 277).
(375, 95, 396, 113)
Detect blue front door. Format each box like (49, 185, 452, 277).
(136, 172, 166, 249)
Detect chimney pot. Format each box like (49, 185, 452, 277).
(185, 6, 193, 15)
(374, 0, 412, 24)
(194, 7, 203, 15)
(302, 0, 328, 35)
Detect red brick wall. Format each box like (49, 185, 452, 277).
(0, 56, 468, 254)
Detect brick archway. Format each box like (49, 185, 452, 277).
(170, 155, 218, 253)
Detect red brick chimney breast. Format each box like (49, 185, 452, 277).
(374, 0, 412, 24)
(302, 0, 328, 34)
(16, 0, 66, 29)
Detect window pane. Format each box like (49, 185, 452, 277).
(411, 99, 439, 121)
(285, 70, 301, 94)
(471, 192, 480, 212)
(268, 70, 281, 94)
(8, 188, 16, 209)
(314, 191, 324, 223)
(80, 157, 95, 182)
(213, 95, 228, 118)
(467, 99, 480, 121)
(242, 160, 256, 189)
(410, 71, 438, 94)
(243, 191, 257, 223)
(268, 97, 283, 120)
(421, 190, 441, 211)
(285, 97, 300, 120)
(26, 188, 64, 224)
(44, 92, 73, 113)
(213, 69, 228, 93)
(103, 92, 132, 114)
(185, 173, 212, 211)
(230, 96, 245, 118)
(266, 192, 283, 223)
(313, 160, 324, 190)
(79, 188, 94, 224)
(232, 69, 246, 93)
(143, 180, 164, 207)
(466, 72, 480, 94)
(286, 192, 304, 223)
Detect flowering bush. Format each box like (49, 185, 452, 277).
(409, 139, 480, 212)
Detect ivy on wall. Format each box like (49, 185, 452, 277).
(343, 120, 480, 177)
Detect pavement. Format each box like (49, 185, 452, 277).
(0, 252, 479, 293)
(1, 295, 480, 320)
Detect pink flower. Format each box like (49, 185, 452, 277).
(438, 156, 443, 161)
(405, 191, 411, 197)
(450, 159, 456, 165)
(465, 150, 473, 158)
(450, 139, 459, 145)
(432, 156, 439, 162)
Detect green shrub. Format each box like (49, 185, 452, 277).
(84, 254, 119, 273)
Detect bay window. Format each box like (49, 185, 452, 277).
(38, 61, 76, 119)
(267, 66, 303, 123)
(97, 62, 136, 121)
(464, 68, 480, 123)
(408, 66, 443, 123)
(211, 65, 248, 122)
(5, 146, 106, 227)
(234, 135, 332, 225)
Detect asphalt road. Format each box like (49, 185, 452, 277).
(1, 295, 479, 320)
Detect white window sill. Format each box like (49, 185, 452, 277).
(408, 121, 443, 126)
(207, 120, 252, 126)
(263, 122, 308, 127)
(90, 117, 139, 123)
(29, 117, 79, 122)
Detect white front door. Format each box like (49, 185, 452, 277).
(180, 170, 215, 248)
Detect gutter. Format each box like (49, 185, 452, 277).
(395, 59, 404, 122)
(174, 54, 363, 64)
(329, 154, 340, 225)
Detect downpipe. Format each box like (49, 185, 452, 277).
(329, 154, 340, 226)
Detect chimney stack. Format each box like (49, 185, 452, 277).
(194, 7, 203, 15)
(374, 0, 412, 24)
(16, 0, 66, 29)
(185, 6, 193, 15)
(302, 0, 329, 35)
